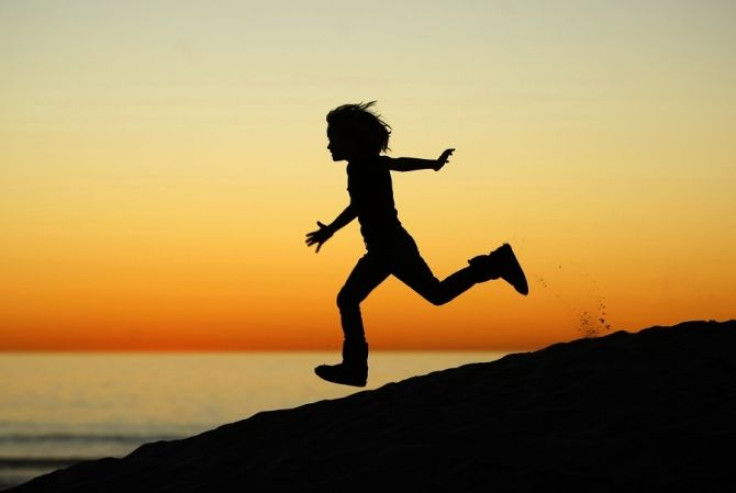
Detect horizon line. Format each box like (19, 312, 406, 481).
(0, 347, 526, 354)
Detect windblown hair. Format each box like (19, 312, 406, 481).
(326, 101, 391, 155)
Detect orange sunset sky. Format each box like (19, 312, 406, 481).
(2, 1, 734, 351)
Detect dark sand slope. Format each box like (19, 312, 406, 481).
(10, 320, 736, 492)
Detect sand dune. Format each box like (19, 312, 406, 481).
(10, 320, 736, 492)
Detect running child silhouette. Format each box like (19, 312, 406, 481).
(306, 102, 528, 387)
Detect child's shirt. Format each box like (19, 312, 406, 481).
(347, 155, 403, 248)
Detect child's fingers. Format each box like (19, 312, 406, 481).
(439, 148, 455, 163)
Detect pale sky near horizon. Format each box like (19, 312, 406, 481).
(2, 0, 734, 350)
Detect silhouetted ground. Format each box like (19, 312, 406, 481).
(9, 320, 736, 492)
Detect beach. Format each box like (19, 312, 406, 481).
(0, 351, 508, 489)
(7, 320, 735, 491)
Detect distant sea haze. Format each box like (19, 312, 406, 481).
(0, 351, 508, 489)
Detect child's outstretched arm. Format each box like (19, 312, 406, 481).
(305, 204, 357, 253)
(388, 148, 455, 172)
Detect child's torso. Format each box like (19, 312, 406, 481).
(347, 155, 403, 246)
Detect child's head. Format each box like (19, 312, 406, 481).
(326, 101, 391, 160)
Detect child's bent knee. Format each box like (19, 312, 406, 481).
(428, 295, 450, 306)
(337, 290, 357, 310)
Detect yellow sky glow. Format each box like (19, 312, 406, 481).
(2, 1, 734, 350)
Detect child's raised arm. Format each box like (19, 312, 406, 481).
(387, 148, 455, 172)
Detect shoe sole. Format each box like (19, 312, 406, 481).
(498, 244, 529, 296)
(314, 366, 367, 387)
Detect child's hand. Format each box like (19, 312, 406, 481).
(306, 221, 333, 253)
(435, 148, 455, 171)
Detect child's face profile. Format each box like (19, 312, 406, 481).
(326, 125, 355, 162)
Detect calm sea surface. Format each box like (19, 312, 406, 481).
(0, 351, 509, 489)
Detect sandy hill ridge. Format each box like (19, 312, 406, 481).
(10, 320, 736, 492)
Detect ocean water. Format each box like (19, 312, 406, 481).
(0, 351, 509, 490)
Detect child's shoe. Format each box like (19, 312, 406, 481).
(469, 243, 529, 295)
(315, 340, 368, 387)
